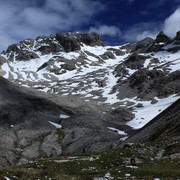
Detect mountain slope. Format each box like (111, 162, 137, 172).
(121, 97, 180, 144)
(0, 76, 129, 167)
(1, 31, 179, 129)
(0, 31, 180, 167)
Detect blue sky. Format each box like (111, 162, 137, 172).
(0, 0, 180, 50)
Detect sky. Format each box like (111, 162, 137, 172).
(0, 0, 180, 51)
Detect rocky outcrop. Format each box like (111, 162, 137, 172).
(0, 55, 5, 66)
(133, 37, 154, 53)
(114, 48, 180, 101)
(61, 61, 76, 71)
(110, 107, 135, 121)
(3, 32, 104, 61)
(35, 36, 63, 54)
(56, 32, 104, 52)
(115, 53, 148, 77)
(155, 31, 170, 43)
(107, 48, 125, 56)
(0, 76, 65, 167)
(146, 31, 171, 52)
(175, 31, 180, 40)
(16, 51, 39, 61)
(123, 69, 180, 100)
(4, 36, 64, 61)
(100, 51, 116, 60)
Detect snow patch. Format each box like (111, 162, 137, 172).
(107, 127, 127, 135)
(49, 121, 62, 129)
(60, 113, 70, 119)
(127, 95, 179, 129)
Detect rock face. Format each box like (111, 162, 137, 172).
(3, 36, 62, 61)
(155, 31, 170, 43)
(3, 32, 104, 61)
(133, 37, 154, 53)
(0, 55, 5, 65)
(145, 31, 171, 52)
(0, 76, 65, 167)
(115, 53, 148, 77)
(175, 31, 180, 40)
(56, 32, 104, 52)
(115, 53, 180, 100)
(0, 76, 129, 167)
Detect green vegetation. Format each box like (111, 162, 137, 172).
(0, 145, 180, 180)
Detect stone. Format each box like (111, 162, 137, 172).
(130, 158, 137, 166)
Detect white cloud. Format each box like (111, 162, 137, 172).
(122, 7, 180, 42)
(122, 22, 161, 42)
(136, 31, 157, 41)
(163, 7, 180, 37)
(89, 25, 121, 36)
(0, 0, 105, 51)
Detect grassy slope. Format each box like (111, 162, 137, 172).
(0, 144, 180, 180)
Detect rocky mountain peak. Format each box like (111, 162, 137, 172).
(175, 31, 180, 40)
(155, 31, 170, 43)
(2, 32, 104, 61)
(56, 32, 104, 52)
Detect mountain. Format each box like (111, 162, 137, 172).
(0, 31, 179, 167)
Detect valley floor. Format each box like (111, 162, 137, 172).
(1, 144, 180, 180)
